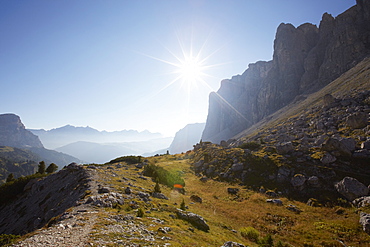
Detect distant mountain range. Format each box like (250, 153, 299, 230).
(29, 125, 163, 149)
(56, 138, 173, 164)
(0, 114, 82, 181)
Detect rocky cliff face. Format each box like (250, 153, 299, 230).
(169, 123, 205, 154)
(202, 0, 370, 143)
(0, 114, 43, 148)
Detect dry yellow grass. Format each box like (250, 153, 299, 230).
(95, 155, 370, 246)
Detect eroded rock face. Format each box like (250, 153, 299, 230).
(0, 163, 91, 235)
(202, 1, 370, 143)
(0, 113, 43, 148)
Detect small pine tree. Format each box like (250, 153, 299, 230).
(37, 161, 46, 174)
(180, 199, 186, 210)
(6, 173, 14, 183)
(137, 208, 144, 217)
(259, 234, 273, 247)
(154, 180, 161, 193)
(46, 163, 58, 174)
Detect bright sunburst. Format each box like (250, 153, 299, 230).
(175, 54, 205, 87)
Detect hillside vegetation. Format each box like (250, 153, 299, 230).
(6, 154, 368, 246)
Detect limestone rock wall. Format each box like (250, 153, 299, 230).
(202, 0, 370, 143)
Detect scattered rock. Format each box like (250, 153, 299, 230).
(265, 191, 278, 198)
(359, 212, 370, 234)
(353, 196, 370, 208)
(291, 174, 306, 190)
(335, 177, 369, 201)
(98, 187, 110, 194)
(286, 204, 302, 213)
(151, 192, 168, 200)
(190, 195, 203, 203)
(266, 199, 283, 206)
(231, 163, 244, 172)
(321, 137, 351, 157)
(323, 94, 336, 106)
(361, 140, 370, 150)
(276, 142, 294, 154)
(221, 241, 246, 247)
(86, 192, 125, 207)
(320, 152, 337, 164)
(158, 227, 171, 234)
(125, 187, 132, 194)
(307, 176, 320, 188)
(227, 188, 239, 195)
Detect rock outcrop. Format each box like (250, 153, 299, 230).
(0, 163, 93, 235)
(0, 114, 43, 149)
(202, 0, 370, 143)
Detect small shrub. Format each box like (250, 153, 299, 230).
(46, 163, 58, 174)
(0, 234, 20, 246)
(240, 226, 259, 242)
(143, 164, 185, 188)
(154, 180, 161, 193)
(258, 234, 273, 247)
(137, 208, 144, 217)
(180, 199, 186, 210)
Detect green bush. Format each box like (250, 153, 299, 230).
(0, 173, 46, 205)
(109, 155, 142, 165)
(46, 163, 58, 174)
(0, 234, 20, 246)
(258, 234, 273, 247)
(154, 180, 161, 193)
(137, 208, 144, 217)
(240, 226, 259, 242)
(143, 164, 185, 188)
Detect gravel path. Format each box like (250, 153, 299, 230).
(12, 204, 98, 247)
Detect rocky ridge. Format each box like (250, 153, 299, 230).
(202, 0, 370, 143)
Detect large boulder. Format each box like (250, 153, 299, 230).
(176, 209, 210, 232)
(321, 137, 352, 157)
(276, 142, 294, 154)
(291, 174, 306, 190)
(335, 177, 369, 201)
(346, 112, 368, 129)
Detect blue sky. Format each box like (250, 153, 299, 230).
(0, 0, 356, 136)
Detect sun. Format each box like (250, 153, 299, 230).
(176, 54, 205, 87)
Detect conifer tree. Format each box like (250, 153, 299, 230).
(46, 163, 58, 174)
(37, 161, 46, 174)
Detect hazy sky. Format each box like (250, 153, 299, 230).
(0, 0, 356, 136)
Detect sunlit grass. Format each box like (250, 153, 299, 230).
(91, 154, 370, 246)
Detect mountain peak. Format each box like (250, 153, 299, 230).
(0, 113, 43, 148)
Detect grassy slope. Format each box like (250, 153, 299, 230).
(92, 154, 370, 246)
